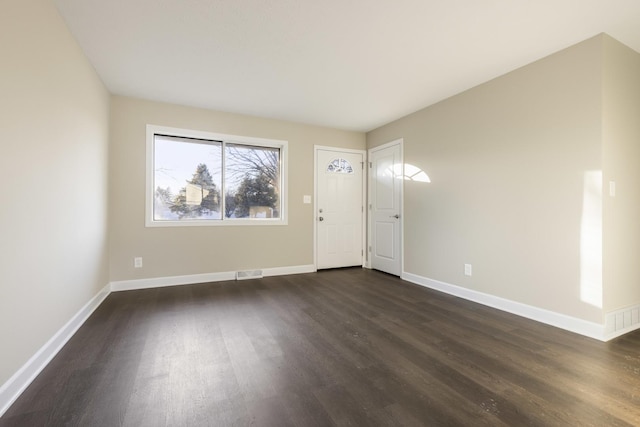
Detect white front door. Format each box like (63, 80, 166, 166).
(316, 148, 364, 269)
(369, 140, 402, 276)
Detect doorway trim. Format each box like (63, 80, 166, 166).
(314, 145, 367, 270)
(367, 138, 404, 274)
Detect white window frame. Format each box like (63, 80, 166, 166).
(146, 124, 288, 227)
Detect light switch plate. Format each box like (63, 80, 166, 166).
(303, 195, 311, 204)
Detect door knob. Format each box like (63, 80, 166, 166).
(319, 217, 324, 221)
(390, 214, 399, 219)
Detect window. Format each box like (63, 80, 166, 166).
(147, 125, 287, 226)
(326, 158, 354, 174)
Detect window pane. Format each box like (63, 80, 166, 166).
(224, 143, 280, 219)
(154, 135, 222, 221)
(327, 158, 354, 174)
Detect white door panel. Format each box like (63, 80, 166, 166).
(375, 222, 395, 259)
(317, 149, 364, 269)
(369, 141, 402, 276)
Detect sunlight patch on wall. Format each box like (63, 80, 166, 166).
(580, 170, 602, 308)
(389, 163, 431, 182)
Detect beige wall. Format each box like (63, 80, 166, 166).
(602, 35, 640, 313)
(368, 36, 606, 323)
(109, 96, 365, 281)
(0, 0, 110, 386)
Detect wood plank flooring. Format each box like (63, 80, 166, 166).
(2, 268, 640, 426)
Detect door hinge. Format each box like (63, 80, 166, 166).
(369, 162, 372, 168)
(368, 246, 372, 252)
(361, 249, 363, 256)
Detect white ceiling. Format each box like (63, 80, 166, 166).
(53, 0, 640, 132)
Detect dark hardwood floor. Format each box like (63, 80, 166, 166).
(2, 268, 640, 426)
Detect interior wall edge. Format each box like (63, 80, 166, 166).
(0, 284, 111, 418)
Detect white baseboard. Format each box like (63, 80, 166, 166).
(110, 271, 236, 291)
(0, 284, 111, 418)
(263, 264, 316, 277)
(110, 264, 316, 292)
(401, 271, 607, 341)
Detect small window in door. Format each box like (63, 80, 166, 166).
(326, 158, 354, 174)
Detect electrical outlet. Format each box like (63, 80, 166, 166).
(134, 257, 143, 268)
(464, 264, 472, 276)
